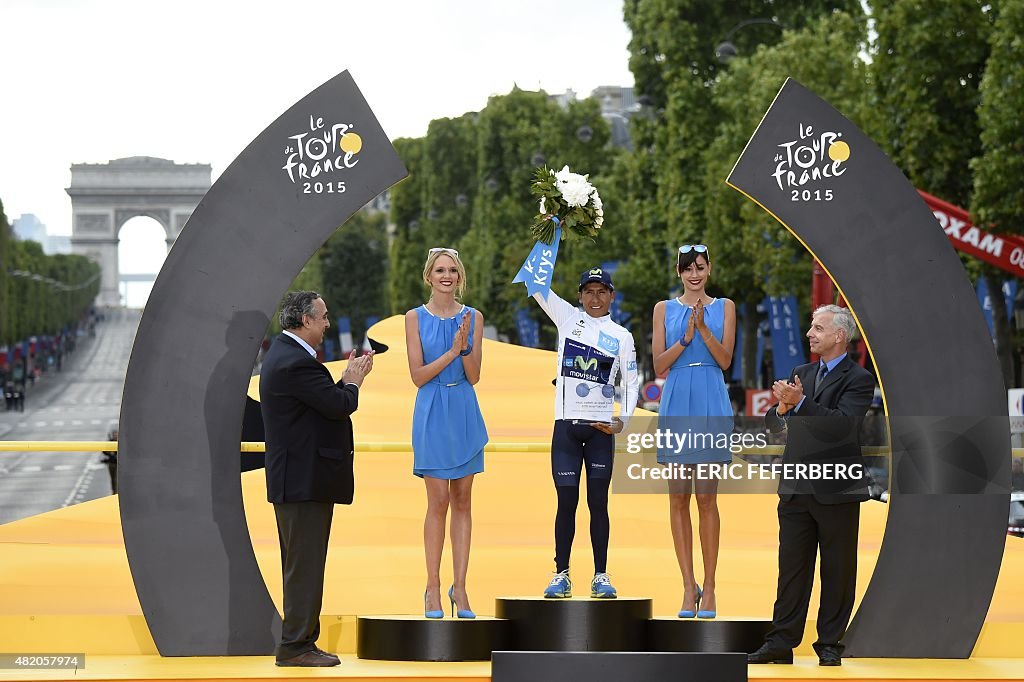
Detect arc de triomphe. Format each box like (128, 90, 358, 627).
(66, 157, 212, 307)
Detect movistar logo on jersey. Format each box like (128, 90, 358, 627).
(561, 338, 614, 385)
(597, 331, 619, 355)
(575, 356, 598, 371)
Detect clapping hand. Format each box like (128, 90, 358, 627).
(772, 375, 803, 415)
(342, 349, 374, 387)
(693, 300, 707, 333)
(683, 306, 696, 346)
(451, 311, 471, 356)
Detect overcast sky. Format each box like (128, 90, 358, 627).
(1, 0, 633, 304)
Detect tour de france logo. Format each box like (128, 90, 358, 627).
(771, 123, 851, 203)
(281, 114, 364, 195)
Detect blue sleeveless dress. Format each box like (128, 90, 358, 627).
(658, 298, 734, 464)
(411, 305, 488, 479)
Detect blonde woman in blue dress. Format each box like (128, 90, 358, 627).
(651, 244, 735, 619)
(405, 248, 488, 619)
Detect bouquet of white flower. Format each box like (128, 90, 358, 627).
(530, 165, 604, 244)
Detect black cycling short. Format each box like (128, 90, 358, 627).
(550, 419, 614, 487)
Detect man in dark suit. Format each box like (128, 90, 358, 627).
(749, 305, 874, 667)
(260, 291, 373, 667)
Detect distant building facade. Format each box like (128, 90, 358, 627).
(550, 85, 637, 150)
(11, 214, 72, 255)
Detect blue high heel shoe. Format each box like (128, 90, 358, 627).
(677, 585, 701, 618)
(448, 585, 476, 619)
(424, 590, 443, 619)
(697, 586, 716, 619)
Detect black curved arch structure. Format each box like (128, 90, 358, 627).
(727, 79, 1009, 657)
(118, 72, 407, 655)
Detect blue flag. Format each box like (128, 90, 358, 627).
(601, 260, 630, 328)
(977, 278, 1017, 337)
(766, 295, 806, 381)
(513, 222, 562, 297)
(515, 308, 540, 348)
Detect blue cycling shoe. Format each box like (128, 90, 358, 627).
(543, 570, 572, 598)
(678, 585, 701, 618)
(590, 572, 618, 599)
(448, 585, 476, 619)
(424, 590, 443, 619)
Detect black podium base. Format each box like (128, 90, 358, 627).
(356, 616, 509, 661)
(492, 651, 748, 682)
(495, 597, 652, 651)
(647, 617, 772, 652)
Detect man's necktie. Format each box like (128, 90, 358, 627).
(814, 363, 828, 397)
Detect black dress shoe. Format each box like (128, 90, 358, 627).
(818, 647, 842, 666)
(747, 644, 794, 664)
(314, 648, 340, 662)
(275, 650, 341, 667)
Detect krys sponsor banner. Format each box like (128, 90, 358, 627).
(513, 224, 562, 298)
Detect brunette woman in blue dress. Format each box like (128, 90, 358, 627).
(651, 244, 735, 619)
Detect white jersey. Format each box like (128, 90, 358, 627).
(532, 290, 640, 424)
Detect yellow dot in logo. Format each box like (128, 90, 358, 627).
(828, 140, 850, 162)
(339, 132, 362, 154)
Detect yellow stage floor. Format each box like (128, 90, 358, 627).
(1, 316, 1022, 680)
(2, 654, 1024, 682)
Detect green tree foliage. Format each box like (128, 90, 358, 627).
(388, 137, 428, 314)
(601, 127, 666, 376)
(871, 0, 1000, 377)
(970, 1, 1024, 384)
(320, 209, 390, 347)
(394, 115, 479, 316)
(971, 1, 1024, 233)
(421, 114, 479, 248)
(871, 0, 992, 206)
(700, 12, 870, 383)
(463, 88, 576, 334)
(0, 199, 100, 346)
(371, 0, 1021, 390)
(390, 89, 616, 341)
(267, 243, 325, 337)
(708, 13, 871, 289)
(616, 0, 863, 380)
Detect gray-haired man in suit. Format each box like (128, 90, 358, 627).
(749, 305, 874, 668)
(261, 291, 373, 667)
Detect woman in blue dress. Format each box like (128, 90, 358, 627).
(651, 244, 735, 619)
(405, 247, 488, 619)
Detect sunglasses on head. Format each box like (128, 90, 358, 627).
(428, 247, 459, 257)
(678, 244, 708, 254)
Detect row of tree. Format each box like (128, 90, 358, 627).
(288, 1, 1022, 387)
(0, 200, 101, 346)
